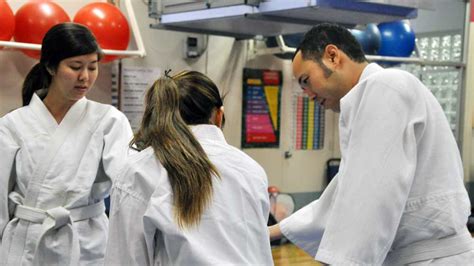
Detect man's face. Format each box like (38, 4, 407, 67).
(292, 51, 344, 112)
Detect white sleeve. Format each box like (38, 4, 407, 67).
(253, 163, 270, 223)
(101, 109, 133, 180)
(280, 175, 339, 257)
(105, 183, 155, 266)
(315, 84, 421, 264)
(0, 118, 19, 244)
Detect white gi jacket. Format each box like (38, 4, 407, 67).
(105, 124, 273, 266)
(280, 63, 474, 265)
(0, 94, 133, 265)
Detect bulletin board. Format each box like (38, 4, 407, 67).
(242, 68, 281, 148)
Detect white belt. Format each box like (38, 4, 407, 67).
(14, 201, 105, 225)
(12, 201, 105, 265)
(384, 230, 474, 265)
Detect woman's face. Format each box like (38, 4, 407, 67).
(49, 53, 99, 102)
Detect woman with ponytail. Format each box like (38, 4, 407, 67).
(105, 70, 273, 265)
(0, 23, 133, 265)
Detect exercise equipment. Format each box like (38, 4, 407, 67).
(266, 23, 381, 59)
(268, 185, 280, 195)
(0, 0, 15, 41)
(74, 2, 130, 63)
(267, 186, 295, 246)
(377, 20, 415, 57)
(14, 1, 70, 59)
(350, 23, 381, 55)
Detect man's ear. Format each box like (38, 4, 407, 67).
(324, 44, 339, 65)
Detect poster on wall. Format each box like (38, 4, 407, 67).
(242, 68, 281, 148)
(293, 93, 325, 150)
(120, 66, 161, 131)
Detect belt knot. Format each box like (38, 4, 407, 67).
(45, 206, 71, 229)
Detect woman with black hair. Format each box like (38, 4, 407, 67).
(105, 70, 273, 265)
(0, 23, 133, 264)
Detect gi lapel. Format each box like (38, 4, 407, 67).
(6, 96, 89, 265)
(24, 95, 88, 207)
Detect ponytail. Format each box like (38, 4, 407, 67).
(132, 77, 219, 228)
(22, 63, 52, 106)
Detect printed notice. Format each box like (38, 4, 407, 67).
(121, 66, 161, 131)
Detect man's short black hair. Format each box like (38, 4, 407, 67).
(294, 23, 367, 64)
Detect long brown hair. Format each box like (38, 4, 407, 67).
(131, 70, 223, 228)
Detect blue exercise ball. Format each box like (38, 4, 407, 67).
(364, 23, 381, 54)
(377, 20, 415, 57)
(350, 29, 365, 47)
(283, 33, 304, 48)
(350, 23, 381, 55)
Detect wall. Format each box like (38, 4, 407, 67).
(242, 54, 339, 195)
(1, 0, 470, 206)
(410, 0, 466, 34)
(0, 0, 116, 114)
(127, 0, 471, 200)
(0, 0, 339, 202)
(464, 1, 474, 204)
(122, 1, 341, 195)
(412, 0, 473, 201)
(121, 0, 472, 201)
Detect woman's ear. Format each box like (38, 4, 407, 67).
(46, 67, 55, 76)
(214, 106, 224, 128)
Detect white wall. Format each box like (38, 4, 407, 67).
(412, 1, 474, 189)
(0, 0, 121, 113)
(410, 0, 466, 34)
(126, 1, 340, 193)
(242, 54, 339, 192)
(119, 0, 471, 193)
(0, 0, 339, 194)
(1, 0, 469, 195)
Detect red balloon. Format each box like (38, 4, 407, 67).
(74, 2, 130, 63)
(14, 1, 70, 59)
(0, 0, 15, 41)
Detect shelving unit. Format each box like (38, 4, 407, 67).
(149, 0, 432, 38)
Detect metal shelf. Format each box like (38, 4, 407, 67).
(250, 36, 465, 67)
(150, 0, 432, 38)
(250, 0, 418, 26)
(151, 4, 315, 39)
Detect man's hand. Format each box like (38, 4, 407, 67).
(268, 224, 282, 241)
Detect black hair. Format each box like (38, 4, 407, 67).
(294, 23, 367, 64)
(174, 71, 224, 125)
(22, 22, 102, 106)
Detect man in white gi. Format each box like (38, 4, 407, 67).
(269, 23, 474, 265)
